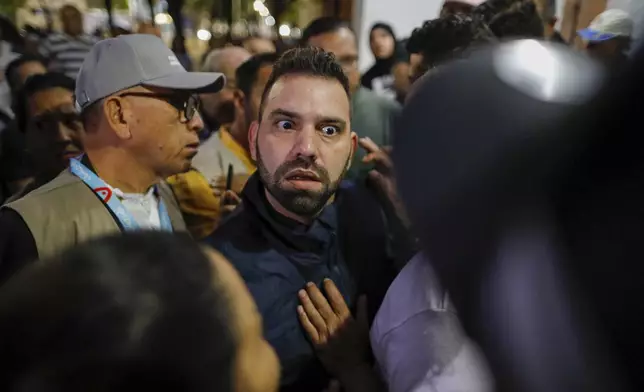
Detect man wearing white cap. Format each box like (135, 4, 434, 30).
(578, 9, 634, 68)
(0, 34, 225, 282)
(441, 0, 487, 17)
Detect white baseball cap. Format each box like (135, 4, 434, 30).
(577, 9, 633, 42)
(75, 34, 225, 111)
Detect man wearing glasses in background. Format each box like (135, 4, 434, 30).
(0, 34, 225, 283)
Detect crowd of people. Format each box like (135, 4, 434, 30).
(0, 0, 641, 391)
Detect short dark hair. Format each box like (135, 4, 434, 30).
(472, 0, 523, 23)
(0, 232, 236, 392)
(407, 14, 495, 69)
(4, 54, 48, 93)
(14, 72, 75, 133)
(258, 47, 350, 121)
(236, 52, 280, 98)
(471, 0, 544, 38)
(22, 72, 75, 97)
(486, 0, 545, 39)
(301, 17, 352, 44)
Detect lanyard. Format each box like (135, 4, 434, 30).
(69, 157, 173, 232)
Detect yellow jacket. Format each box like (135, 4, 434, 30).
(167, 129, 255, 239)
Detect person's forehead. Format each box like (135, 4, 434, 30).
(20, 61, 46, 71)
(372, 27, 391, 36)
(30, 88, 75, 113)
(220, 52, 252, 79)
(308, 28, 357, 54)
(248, 38, 274, 50)
(264, 74, 350, 119)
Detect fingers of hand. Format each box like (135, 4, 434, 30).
(358, 137, 380, 154)
(297, 305, 321, 344)
(223, 190, 241, 205)
(362, 150, 394, 173)
(305, 282, 337, 324)
(323, 279, 351, 320)
(298, 289, 329, 344)
(221, 205, 237, 215)
(362, 151, 383, 164)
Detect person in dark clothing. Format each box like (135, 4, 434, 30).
(361, 22, 398, 101)
(206, 47, 404, 391)
(0, 54, 48, 201)
(6, 72, 83, 202)
(406, 14, 495, 83)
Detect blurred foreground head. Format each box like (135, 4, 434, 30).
(406, 14, 494, 83)
(0, 232, 279, 392)
(395, 39, 644, 391)
(441, 0, 487, 17)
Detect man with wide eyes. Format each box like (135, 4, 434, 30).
(206, 47, 402, 392)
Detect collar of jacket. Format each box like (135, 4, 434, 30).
(241, 172, 338, 253)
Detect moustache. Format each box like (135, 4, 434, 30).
(274, 157, 330, 185)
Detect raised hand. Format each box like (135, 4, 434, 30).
(297, 279, 369, 375)
(359, 137, 410, 229)
(297, 280, 384, 392)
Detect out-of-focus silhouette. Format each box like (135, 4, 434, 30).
(395, 39, 644, 391)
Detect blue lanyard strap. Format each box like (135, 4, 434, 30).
(69, 157, 173, 232)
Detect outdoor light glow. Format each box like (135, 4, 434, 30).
(265, 16, 275, 26)
(259, 7, 270, 17)
(197, 29, 212, 41)
(154, 13, 172, 25)
(290, 27, 301, 39)
(278, 24, 291, 37)
(253, 1, 263, 11)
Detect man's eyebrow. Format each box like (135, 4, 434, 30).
(268, 108, 301, 119)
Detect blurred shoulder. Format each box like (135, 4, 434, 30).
(355, 86, 401, 114)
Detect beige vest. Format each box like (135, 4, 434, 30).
(3, 170, 186, 259)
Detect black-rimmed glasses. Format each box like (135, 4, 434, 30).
(118, 92, 200, 123)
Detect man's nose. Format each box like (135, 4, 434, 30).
(188, 111, 205, 133)
(291, 126, 317, 158)
(57, 122, 76, 142)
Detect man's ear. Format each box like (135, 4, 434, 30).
(233, 89, 246, 105)
(249, 121, 260, 161)
(104, 97, 131, 140)
(348, 131, 358, 170)
(232, 89, 246, 117)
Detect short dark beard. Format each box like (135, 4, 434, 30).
(256, 141, 350, 218)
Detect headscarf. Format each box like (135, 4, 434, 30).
(362, 23, 398, 90)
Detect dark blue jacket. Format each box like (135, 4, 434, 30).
(205, 173, 400, 391)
